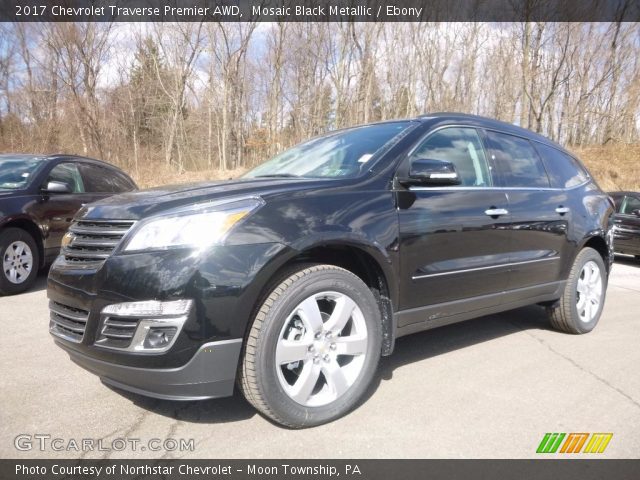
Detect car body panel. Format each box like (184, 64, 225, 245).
(505, 189, 570, 288)
(396, 188, 511, 311)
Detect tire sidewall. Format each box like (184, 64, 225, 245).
(254, 267, 382, 427)
(0, 228, 40, 295)
(567, 249, 607, 333)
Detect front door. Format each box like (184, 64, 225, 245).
(31, 162, 104, 260)
(396, 126, 511, 325)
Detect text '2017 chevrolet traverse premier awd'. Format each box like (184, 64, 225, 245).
(49, 114, 614, 427)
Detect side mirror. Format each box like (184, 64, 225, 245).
(400, 158, 461, 186)
(42, 181, 72, 194)
(632, 209, 640, 217)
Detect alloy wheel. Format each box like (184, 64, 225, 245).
(2, 240, 33, 285)
(576, 260, 603, 323)
(275, 291, 368, 407)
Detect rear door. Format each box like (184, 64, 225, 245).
(396, 126, 511, 315)
(482, 131, 568, 291)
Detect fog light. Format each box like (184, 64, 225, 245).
(144, 327, 177, 349)
(97, 299, 192, 353)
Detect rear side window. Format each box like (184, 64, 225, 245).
(79, 164, 133, 193)
(534, 143, 589, 188)
(410, 127, 492, 187)
(109, 171, 136, 192)
(484, 131, 550, 188)
(46, 163, 84, 193)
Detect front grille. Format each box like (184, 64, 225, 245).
(96, 316, 140, 349)
(49, 301, 90, 342)
(63, 220, 134, 264)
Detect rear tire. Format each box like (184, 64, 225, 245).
(547, 247, 607, 334)
(238, 264, 382, 428)
(0, 228, 40, 296)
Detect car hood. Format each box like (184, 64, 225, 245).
(79, 177, 335, 220)
(0, 190, 30, 206)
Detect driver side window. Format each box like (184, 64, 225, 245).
(47, 163, 85, 193)
(621, 196, 640, 215)
(410, 127, 492, 187)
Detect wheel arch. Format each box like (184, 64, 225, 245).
(579, 234, 611, 273)
(249, 241, 397, 356)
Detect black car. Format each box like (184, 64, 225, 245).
(609, 191, 640, 259)
(48, 114, 614, 427)
(0, 154, 137, 295)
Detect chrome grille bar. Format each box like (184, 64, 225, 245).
(63, 220, 134, 265)
(49, 301, 89, 342)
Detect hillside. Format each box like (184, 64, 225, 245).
(572, 144, 640, 192)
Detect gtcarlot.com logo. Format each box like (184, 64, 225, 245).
(536, 433, 613, 454)
(14, 434, 195, 453)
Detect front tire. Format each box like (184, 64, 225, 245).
(547, 247, 607, 334)
(0, 228, 40, 296)
(239, 264, 382, 428)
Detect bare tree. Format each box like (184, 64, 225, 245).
(152, 22, 205, 171)
(46, 22, 114, 159)
(1, 21, 639, 176)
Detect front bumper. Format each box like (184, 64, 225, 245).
(56, 338, 242, 400)
(48, 242, 292, 399)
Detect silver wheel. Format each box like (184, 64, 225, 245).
(2, 240, 33, 285)
(547, 247, 606, 335)
(576, 260, 603, 323)
(275, 291, 368, 407)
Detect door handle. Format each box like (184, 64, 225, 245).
(555, 206, 570, 215)
(484, 208, 509, 217)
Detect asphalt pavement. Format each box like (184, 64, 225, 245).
(1, 257, 639, 458)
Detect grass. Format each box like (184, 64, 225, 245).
(129, 144, 639, 193)
(131, 163, 248, 189)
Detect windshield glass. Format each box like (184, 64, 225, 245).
(0, 156, 46, 190)
(244, 122, 412, 179)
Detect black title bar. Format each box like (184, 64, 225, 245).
(1, 0, 639, 22)
(2, 459, 640, 480)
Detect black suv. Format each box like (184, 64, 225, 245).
(1, 154, 136, 295)
(49, 114, 614, 427)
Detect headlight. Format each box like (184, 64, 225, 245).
(123, 198, 262, 252)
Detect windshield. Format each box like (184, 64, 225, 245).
(244, 122, 413, 179)
(0, 156, 45, 190)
